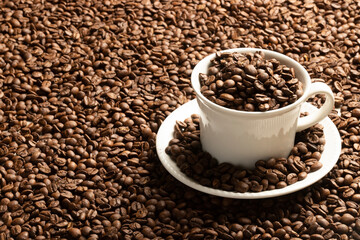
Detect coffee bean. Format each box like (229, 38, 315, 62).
(355, 219, 360, 232)
(64, 120, 77, 129)
(276, 181, 287, 189)
(234, 181, 249, 193)
(310, 162, 323, 172)
(220, 93, 235, 102)
(250, 181, 263, 192)
(286, 173, 298, 185)
(245, 103, 255, 111)
(208, 66, 219, 75)
(81, 226, 92, 236)
(340, 213, 355, 225)
(69, 228, 81, 238)
(224, 80, 236, 88)
(16, 232, 29, 240)
(298, 172, 307, 181)
(258, 72, 270, 82)
(245, 64, 258, 76)
(352, 194, 360, 203)
(266, 171, 279, 184)
(310, 234, 324, 240)
(336, 224, 349, 234)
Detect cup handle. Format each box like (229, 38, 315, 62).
(296, 82, 334, 132)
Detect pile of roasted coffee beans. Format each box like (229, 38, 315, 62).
(0, 0, 360, 239)
(166, 114, 325, 192)
(200, 51, 304, 111)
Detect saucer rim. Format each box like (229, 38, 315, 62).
(156, 99, 341, 199)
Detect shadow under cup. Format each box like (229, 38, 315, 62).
(191, 48, 334, 169)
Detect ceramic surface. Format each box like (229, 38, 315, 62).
(191, 48, 335, 168)
(156, 99, 341, 199)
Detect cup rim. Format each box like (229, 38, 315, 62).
(191, 48, 311, 116)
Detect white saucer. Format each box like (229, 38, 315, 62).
(156, 99, 341, 199)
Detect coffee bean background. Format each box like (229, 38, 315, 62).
(0, 0, 360, 239)
(166, 115, 325, 193)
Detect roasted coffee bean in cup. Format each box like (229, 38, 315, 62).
(199, 51, 304, 111)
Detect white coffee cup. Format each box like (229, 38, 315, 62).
(191, 48, 334, 169)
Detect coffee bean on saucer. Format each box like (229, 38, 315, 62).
(167, 115, 325, 193)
